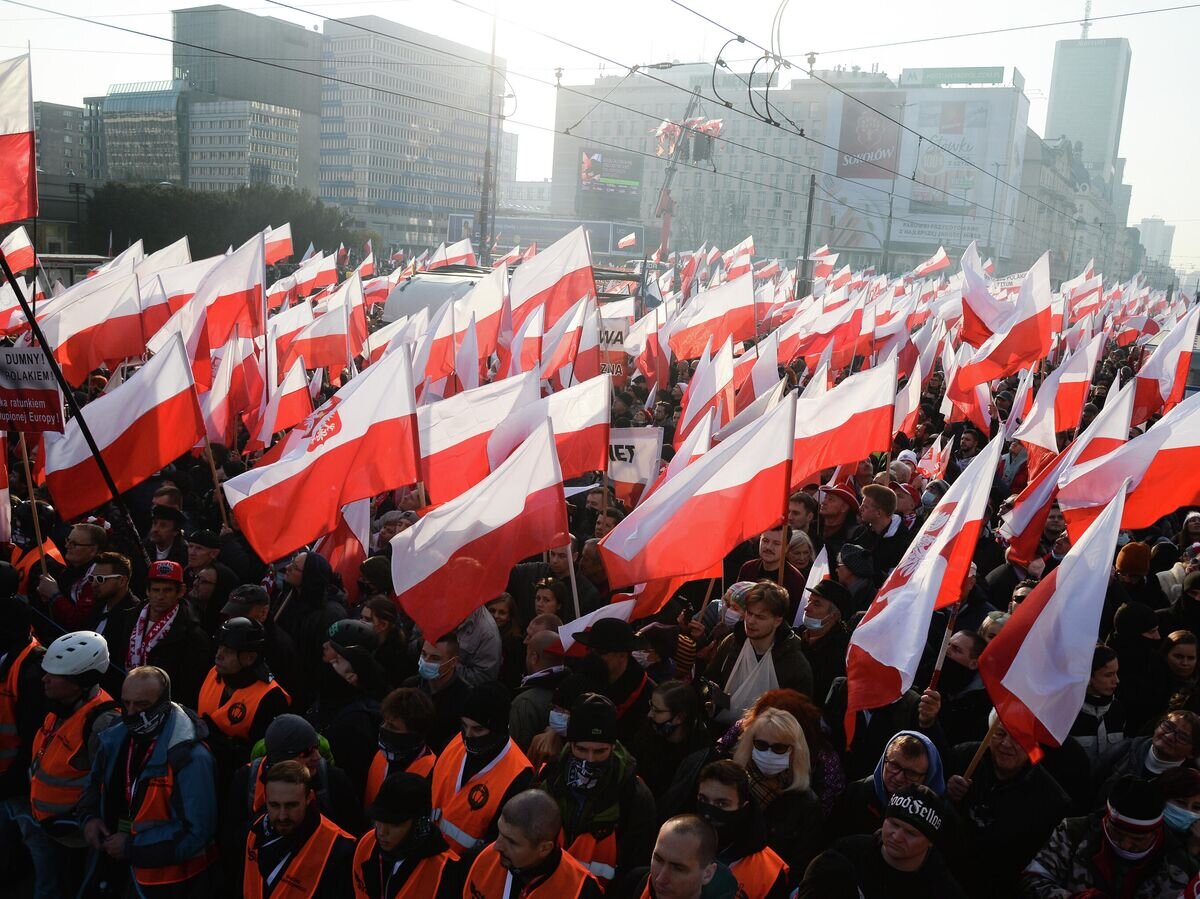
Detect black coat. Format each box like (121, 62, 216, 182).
(121, 601, 213, 708)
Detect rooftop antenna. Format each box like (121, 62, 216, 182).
(1081, 0, 1092, 38)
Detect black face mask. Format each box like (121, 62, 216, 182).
(696, 800, 740, 829)
(938, 658, 976, 696)
(463, 731, 503, 756)
(123, 697, 171, 738)
(378, 728, 424, 764)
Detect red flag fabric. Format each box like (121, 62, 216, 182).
(294, 252, 337, 298)
(282, 301, 350, 374)
(1131, 305, 1200, 426)
(313, 499, 370, 607)
(844, 437, 1002, 741)
(201, 234, 267, 346)
(598, 395, 795, 589)
(392, 420, 569, 639)
(246, 357, 312, 453)
(223, 344, 420, 560)
(675, 338, 734, 449)
(510, 227, 593, 330)
(0, 56, 36, 225)
(0, 225, 33, 273)
(487, 375, 610, 479)
(264, 223, 293, 266)
(912, 246, 949, 278)
(667, 275, 756, 362)
(40, 273, 145, 386)
(44, 337, 204, 519)
(426, 238, 476, 270)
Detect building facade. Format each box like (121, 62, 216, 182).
(33, 102, 86, 177)
(95, 80, 194, 185)
(188, 99, 301, 191)
(1044, 37, 1132, 183)
(1138, 216, 1175, 267)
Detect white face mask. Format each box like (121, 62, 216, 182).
(802, 614, 825, 631)
(631, 650, 652, 668)
(548, 710, 570, 737)
(722, 603, 742, 626)
(752, 746, 791, 776)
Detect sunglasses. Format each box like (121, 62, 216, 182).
(752, 739, 791, 755)
(85, 573, 123, 584)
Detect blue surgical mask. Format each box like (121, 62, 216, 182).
(722, 604, 742, 626)
(1164, 802, 1200, 832)
(548, 709, 570, 736)
(921, 491, 938, 510)
(802, 614, 826, 631)
(417, 658, 443, 681)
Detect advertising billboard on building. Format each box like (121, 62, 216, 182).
(577, 147, 643, 219)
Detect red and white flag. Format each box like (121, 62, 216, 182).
(915, 434, 951, 482)
(844, 436, 1002, 740)
(792, 355, 897, 487)
(294, 252, 337, 298)
(979, 486, 1126, 759)
(224, 343, 420, 560)
(732, 330, 779, 414)
(0, 226, 33, 273)
(1131, 304, 1200, 426)
(1052, 331, 1104, 433)
(201, 233, 267, 346)
(509, 226, 594, 330)
(0, 55, 36, 225)
(504, 305, 544, 379)
(487, 374, 610, 479)
(494, 245, 520, 268)
(959, 241, 1007, 348)
(607, 426, 664, 509)
(454, 313, 480, 392)
(313, 499, 371, 606)
(246, 357, 312, 453)
(40, 273, 145, 386)
(44, 337, 204, 520)
(200, 330, 242, 446)
(392, 420, 570, 639)
(617, 232, 636, 250)
(264, 223, 293, 266)
(418, 372, 540, 503)
(426, 237, 476, 270)
(266, 300, 313, 384)
(912, 246, 949, 278)
(540, 295, 595, 382)
(599, 394, 795, 589)
(667, 275, 756, 362)
(676, 337, 734, 447)
(723, 236, 755, 281)
(282, 300, 350, 374)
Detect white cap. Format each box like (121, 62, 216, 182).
(42, 631, 109, 677)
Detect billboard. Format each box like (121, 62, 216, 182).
(577, 147, 643, 220)
(835, 91, 901, 181)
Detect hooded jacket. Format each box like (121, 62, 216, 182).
(827, 730, 945, 842)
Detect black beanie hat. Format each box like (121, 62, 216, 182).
(367, 772, 431, 824)
(886, 784, 947, 843)
(567, 692, 617, 744)
(462, 681, 512, 735)
(1113, 601, 1159, 638)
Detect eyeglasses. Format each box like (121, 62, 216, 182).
(752, 739, 791, 755)
(1160, 720, 1194, 745)
(648, 703, 672, 716)
(66, 540, 97, 549)
(85, 573, 123, 585)
(883, 758, 928, 784)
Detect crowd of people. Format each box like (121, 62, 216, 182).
(1, 309, 1199, 899)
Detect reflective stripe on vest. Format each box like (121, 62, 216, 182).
(429, 735, 531, 855)
(128, 757, 218, 886)
(364, 748, 437, 808)
(197, 668, 288, 742)
(29, 690, 113, 821)
(244, 813, 350, 899)
(730, 847, 789, 899)
(0, 642, 38, 774)
(466, 843, 595, 898)
(565, 830, 618, 884)
(350, 830, 451, 899)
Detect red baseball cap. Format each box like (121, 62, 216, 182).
(147, 560, 184, 585)
(819, 482, 860, 512)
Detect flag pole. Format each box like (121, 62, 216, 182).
(564, 537, 583, 621)
(926, 600, 961, 693)
(203, 438, 231, 529)
(963, 715, 1002, 780)
(17, 434, 49, 578)
(0, 252, 148, 555)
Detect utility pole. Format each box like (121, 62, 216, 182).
(881, 193, 894, 276)
(654, 87, 702, 262)
(476, 9, 498, 267)
(799, 173, 816, 297)
(986, 161, 1001, 261)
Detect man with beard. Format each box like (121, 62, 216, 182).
(919, 630, 991, 747)
(815, 483, 858, 563)
(122, 561, 211, 708)
(694, 760, 789, 898)
(738, 528, 806, 622)
(243, 760, 355, 898)
(464, 789, 601, 897)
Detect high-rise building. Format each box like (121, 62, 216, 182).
(33, 102, 86, 177)
(1139, 216, 1175, 266)
(188, 99, 301, 191)
(173, 5, 322, 192)
(320, 16, 503, 250)
(96, 80, 195, 185)
(1044, 37, 1131, 183)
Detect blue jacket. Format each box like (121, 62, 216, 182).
(80, 703, 218, 871)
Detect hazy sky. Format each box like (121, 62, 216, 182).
(5, 0, 1198, 273)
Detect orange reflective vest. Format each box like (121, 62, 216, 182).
(29, 689, 115, 822)
(464, 842, 596, 899)
(130, 757, 219, 886)
(244, 812, 351, 899)
(364, 749, 436, 808)
(430, 735, 531, 855)
(10, 542, 64, 596)
(564, 829, 618, 886)
(0, 640, 39, 775)
(197, 668, 289, 742)
(730, 846, 789, 899)
(351, 829, 453, 899)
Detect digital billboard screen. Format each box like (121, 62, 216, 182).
(578, 148, 643, 219)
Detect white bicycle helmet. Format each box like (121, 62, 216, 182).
(42, 630, 110, 677)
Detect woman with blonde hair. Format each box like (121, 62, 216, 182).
(732, 707, 824, 876)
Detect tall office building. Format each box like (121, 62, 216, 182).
(321, 16, 503, 250)
(97, 81, 195, 185)
(1044, 37, 1132, 181)
(1139, 216, 1175, 266)
(188, 99, 301, 192)
(173, 5, 322, 192)
(33, 102, 86, 177)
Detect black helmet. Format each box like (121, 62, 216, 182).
(327, 618, 377, 655)
(217, 617, 265, 653)
(12, 501, 59, 548)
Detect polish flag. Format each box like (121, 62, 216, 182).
(953, 254, 1052, 390)
(503, 306, 545, 379)
(844, 436, 1002, 740)
(364, 314, 414, 367)
(0, 226, 33, 273)
(1115, 315, 1160, 348)
(914, 434, 951, 482)
(44, 337, 204, 520)
(642, 409, 713, 505)
(426, 238, 476, 270)
(716, 377, 788, 444)
(792, 355, 897, 487)
(246, 357, 312, 453)
(1000, 375, 1132, 565)
(599, 394, 796, 589)
(980, 487, 1126, 759)
(392, 420, 570, 639)
(313, 499, 371, 606)
(357, 242, 375, 278)
(1066, 274, 1104, 326)
(265, 274, 297, 312)
(723, 236, 754, 281)
(488, 375, 610, 479)
(618, 232, 636, 250)
(1057, 387, 1200, 539)
(557, 601, 637, 655)
(224, 344, 420, 560)
(912, 246, 949, 278)
(1053, 331, 1104, 432)
(299, 242, 316, 263)
(294, 252, 337, 298)
(494, 245, 520, 268)
(1131, 304, 1200, 426)
(201, 233, 267, 346)
(732, 330, 780, 414)
(893, 362, 923, 438)
(0, 55, 36, 225)
(959, 241, 1007, 348)
(447, 263, 507, 362)
(510, 226, 594, 330)
(1010, 335, 1100, 477)
(199, 331, 242, 446)
(40, 274, 146, 386)
(666, 275, 756, 362)
(362, 274, 390, 311)
(676, 337, 735, 448)
(522, 242, 538, 261)
(264, 223, 293, 266)
(282, 301, 350, 374)
(453, 314, 481, 393)
(266, 301, 313, 384)
(1003, 366, 1037, 440)
(540, 295, 595, 382)
(418, 373, 540, 503)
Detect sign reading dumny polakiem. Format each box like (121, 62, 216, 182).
(0, 348, 64, 432)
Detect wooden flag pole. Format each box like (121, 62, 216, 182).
(564, 539, 583, 621)
(926, 601, 962, 693)
(963, 716, 1002, 781)
(203, 438, 231, 529)
(17, 434, 49, 578)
